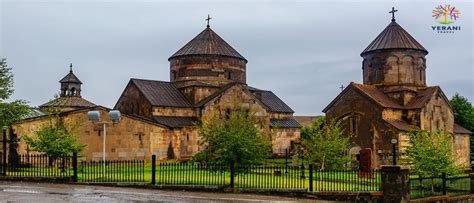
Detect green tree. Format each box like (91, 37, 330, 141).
(404, 130, 461, 177)
(0, 58, 30, 165)
(194, 110, 271, 168)
(0, 58, 30, 127)
(300, 116, 325, 140)
(302, 119, 351, 170)
(450, 93, 474, 162)
(24, 117, 85, 157)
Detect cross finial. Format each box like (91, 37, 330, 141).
(205, 14, 212, 28)
(389, 7, 398, 22)
(69, 63, 73, 73)
(339, 84, 345, 91)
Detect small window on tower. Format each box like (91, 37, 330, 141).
(419, 69, 422, 81)
(225, 71, 233, 80)
(172, 71, 177, 80)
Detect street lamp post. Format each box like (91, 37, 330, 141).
(391, 138, 398, 165)
(87, 110, 121, 176)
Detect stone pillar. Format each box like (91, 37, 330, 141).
(381, 165, 410, 203)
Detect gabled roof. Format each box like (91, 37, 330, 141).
(195, 82, 237, 107)
(130, 79, 193, 108)
(405, 86, 438, 109)
(270, 118, 301, 128)
(454, 123, 472, 134)
(323, 82, 403, 113)
(39, 96, 96, 108)
(169, 27, 247, 62)
(59, 70, 82, 84)
(247, 87, 295, 113)
(361, 21, 428, 56)
(152, 116, 198, 128)
(384, 119, 414, 132)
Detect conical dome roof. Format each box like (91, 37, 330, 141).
(361, 21, 428, 56)
(169, 27, 247, 62)
(59, 70, 82, 84)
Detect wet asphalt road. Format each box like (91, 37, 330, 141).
(0, 181, 334, 202)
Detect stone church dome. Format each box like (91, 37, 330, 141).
(361, 20, 428, 56)
(168, 25, 248, 86)
(168, 27, 247, 62)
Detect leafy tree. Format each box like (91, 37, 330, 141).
(449, 93, 474, 162)
(404, 130, 461, 177)
(0, 58, 30, 164)
(194, 110, 271, 168)
(301, 119, 351, 170)
(300, 116, 325, 140)
(24, 117, 85, 157)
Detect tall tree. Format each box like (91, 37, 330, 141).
(0, 58, 30, 164)
(302, 118, 351, 170)
(0, 58, 30, 128)
(194, 110, 271, 168)
(450, 93, 474, 162)
(404, 130, 461, 177)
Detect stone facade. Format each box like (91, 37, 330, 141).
(324, 18, 471, 168)
(11, 25, 300, 161)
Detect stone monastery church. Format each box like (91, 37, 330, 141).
(323, 14, 471, 167)
(12, 24, 301, 161)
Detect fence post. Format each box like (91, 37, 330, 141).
(442, 172, 446, 195)
(470, 173, 474, 194)
(151, 154, 156, 185)
(230, 160, 235, 189)
(72, 152, 78, 182)
(2, 127, 6, 176)
(308, 164, 313, 192)
(300, 162, 305, 179)
(381, 165, 410, 203)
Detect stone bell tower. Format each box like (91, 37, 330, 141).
(168, 16, 248, 103)
(360, 8, 429, 105)
(60, 63, 83, 97)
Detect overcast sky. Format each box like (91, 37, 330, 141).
(1, 0, 472, 116)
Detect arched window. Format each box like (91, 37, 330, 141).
(225, 71, 233, 80)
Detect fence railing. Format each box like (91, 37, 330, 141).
(409, 173, 472, 199)
(313, 169, 381, 192)
(152, 156, 382, 192)
(3, 154, 74, 177)
(79, 160, 145, 183)
(156, 162, 228, 185)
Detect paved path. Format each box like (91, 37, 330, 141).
(0, 181, 337, 202)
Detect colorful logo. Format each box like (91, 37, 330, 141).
(432, 4, 460, 25)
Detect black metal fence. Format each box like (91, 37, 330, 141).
(2, 154, 74, 177)
(79, 160, 145, 183)
(152, 156, 382, 192)
(409, 173, 472, 199)
(156, 162, 228, 185)
(312, 169, 381, 192)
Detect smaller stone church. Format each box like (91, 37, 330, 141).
(323, 12, 471, 168)
(11, 24, 301, 161)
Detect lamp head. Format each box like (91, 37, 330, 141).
(109, 110, 121, 123)
(87, 111, 101, 122)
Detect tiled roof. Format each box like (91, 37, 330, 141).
(152, 116, 198, 128)
(384, 119, 414, 132)
(323, 82, 402, 113)
(169, 27, 247, 62)
(247, 87, 294, 113)
(454, 123, 472, 134)
(39, 97, 95, 108)
(351, 83, 403, 109)
(59, 71, 82, 84)
(405, 87, 438, 109)
(131, 79, 193, 108)
(361, 21, 428, 56)
(270, 118, 301, 128)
